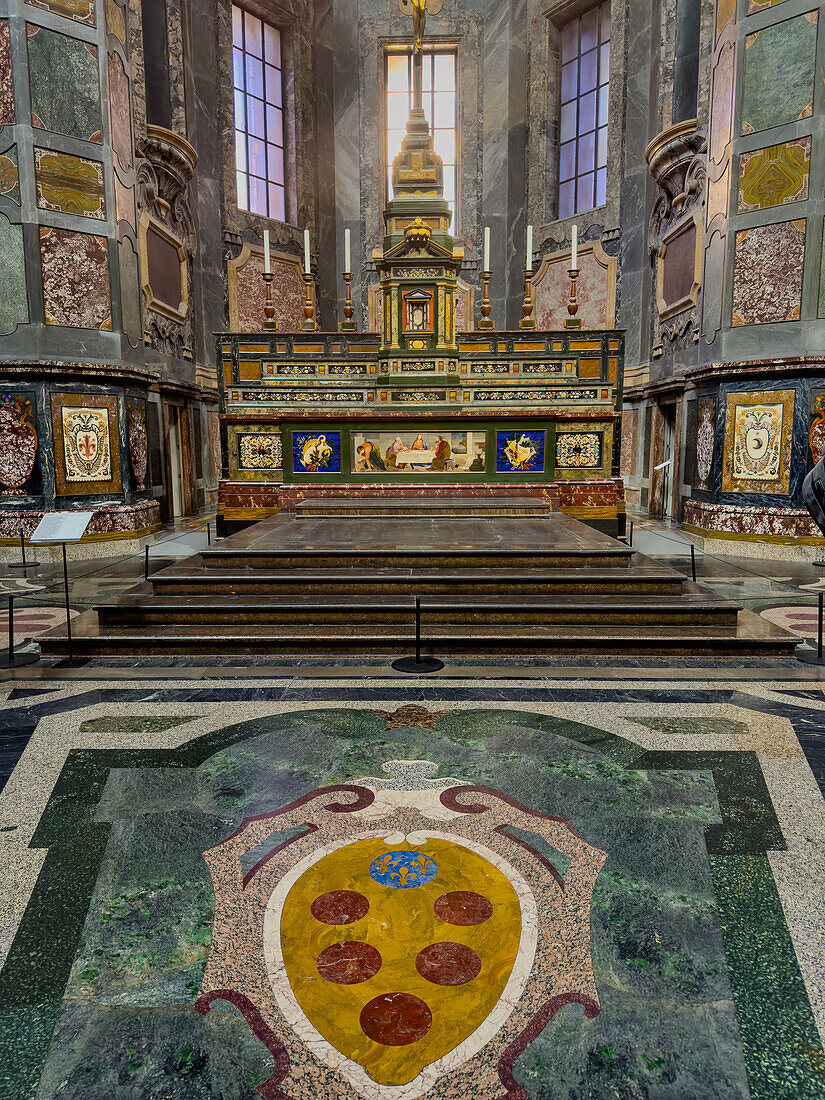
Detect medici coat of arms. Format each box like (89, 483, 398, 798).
(197, 761, 607, 1098)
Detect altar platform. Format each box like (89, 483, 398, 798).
(38, 511, 798, 659)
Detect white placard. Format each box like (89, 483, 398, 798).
(653, 459, 673, 471)
(29, 511, 94, 544)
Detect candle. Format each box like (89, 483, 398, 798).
(571, 224, 578, 269)
(304, 229, 311, 274)
(344, 228, 351, 273)
(483, 226, 490, 271)
(525, 224, 533, 270)
(263, 229, 271, 274)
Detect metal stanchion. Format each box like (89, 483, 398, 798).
(61, 541, 76, 665)
(0, 594, 40, 668)
(145, 544, 149, 582)
(8, 526, 40, 570)
(796, 588, 825, 664)
(690, 543, 697, 583)
(392, 597, 444, 674)
(628, 521, 633, 547)
(206, 521, 212, 546)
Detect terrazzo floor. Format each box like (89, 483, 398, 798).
(2, 660, 825, 1099)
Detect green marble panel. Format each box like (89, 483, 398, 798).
(741, 13, 818, 135)
(0, 213, 29, 335)
(27, 25, 101, 142)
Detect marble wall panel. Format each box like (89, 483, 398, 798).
(740, 13, 817, 135)
(709, 40, 735, 171)
(127, 399, 147, 490)
(118, 237, 141, 343)
(114, 175, 135, 228)
(721, 389, 794, 494)
(809, 389, 825, 464)
(50, 392, 122, 496)
(228, 248, 305, 332)
(34, 149, 105, 218)
(0, 394, 38, 495)
(105, 0, 126, 44)
(28, 26, 101, 142)
(738, 137, 810, 213)
(0, 21, 14, 129)
(0, 146, 20, 205)
(26, 0, 95, 27)
(39, 227, 111, 329)
(107, 51, 132, 172)
(731, 219, 805, 326)
(716, 0, 736, 40)
(660, 221, 698, 312)
(696, 396, 716, 489)
(748, 0, 791, 11)
(0, 214, 29, 335)
(620, 408, 637, 477)
(534, 245, 617, 330)
(817, 227, 825, 318)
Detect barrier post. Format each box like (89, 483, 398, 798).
(391, 598, 444, 674)
(690, 543, 697, 582)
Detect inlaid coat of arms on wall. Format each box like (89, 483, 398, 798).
(197, 761, 607, 1098)
(61, 406, 112, 482)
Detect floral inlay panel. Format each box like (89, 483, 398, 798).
(238, 433, 282, 470)
(50, 393, 122, 496)
(555, 432, 603, 469)
(34, 149, 105, 219)
(731, 220, 805, 327)
(696, 397, 716, 489)
(721, 390, 794, 495)
(0, 394, 38, 495)
(738, 137, 810, 212)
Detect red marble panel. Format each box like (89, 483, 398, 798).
(0, 500, 160, 539)
(534, 248, 614, 330)
(683, 499, 820, 538)
(709, 41, 735, 170)
(40, 227, 111, 329)
(107, 51, 132, 172)
(233, 252, 305, 332)
(619, 408, 637, 477)
(731, 219, 805, 326)
(0, 21, 14, 128)
(0, 394, 38, 494)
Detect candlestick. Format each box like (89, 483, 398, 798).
(483, 226, 490, 272)
(478, 268, 494, 330)
(344, 228, 351, 274)
(341, 270, 356, 331)
(302, 270, 317, 330)
(263, 229, 271, 274)
(525, 224, 533, 270)
(262, 270, 277, 330)
(564, 267, 582, 328)
(571, 223, 577, 269)
(519, 267, 535, 329)
(303, 229, 311, 274)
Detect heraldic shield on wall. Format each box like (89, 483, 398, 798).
(197, 761, 607, 1098)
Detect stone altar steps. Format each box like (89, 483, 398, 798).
(95, 588, 741, 628)
(36, 511, 799, 659)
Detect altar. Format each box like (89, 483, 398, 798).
(215, 5, 626, 538)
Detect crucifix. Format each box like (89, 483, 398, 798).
(397, 0, 443, 110)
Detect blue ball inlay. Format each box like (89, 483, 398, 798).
(369, 849, 438, 889)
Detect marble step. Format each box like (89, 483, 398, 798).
(294, 496, 552, 517)
(150, 565, 686, 597)
(197, 546, 634, 570)
(38, 608, 798, 658)
(96, 589, 742, 628)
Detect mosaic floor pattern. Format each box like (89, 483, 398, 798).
(1, 674, 825, 1099)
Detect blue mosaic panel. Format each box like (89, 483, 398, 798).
(292, 431, 341, 473)
(369, 850, 438, 889)
(496, 430, 546, 472)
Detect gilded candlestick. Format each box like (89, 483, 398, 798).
(564, 267, 582, 328)
(302, 271, 317, 331)
(262, 271, 277, 330)
(519, 268, 536, 329)
(341, 271, 356, 331)
(478, 269, 494, 330)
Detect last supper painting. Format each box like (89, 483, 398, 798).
(351, 430, 486, 473)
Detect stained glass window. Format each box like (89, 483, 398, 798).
(385, 49, 457, 226)
(558, 3, 610, 218)
(232, 5, 285, 220)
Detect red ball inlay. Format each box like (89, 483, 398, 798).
(316, 941, 382, 985)
(434, 890, 493, 926)
(311, 890, 369, 925)
(360, 992, 432, 1046)
(416, 941, 481, 986)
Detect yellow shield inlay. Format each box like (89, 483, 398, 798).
(280, 836, 522, 1086)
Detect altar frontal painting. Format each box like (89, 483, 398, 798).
(496, 430, 545, 472)
(292, 431, 342, 473)
(352, 430, 486, 473)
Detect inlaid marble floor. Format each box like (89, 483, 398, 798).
(1, 665, 825, 1099)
